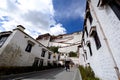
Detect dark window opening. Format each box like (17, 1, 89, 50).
(48, 61, 51, 66)
(85, 27, 88, 36)
(88, 12, 93, 24)
(41, 49, 46, 57)
(0, 34, 9, 47)
(48, 53, 51, 59)
(93, 31, 101, 50)
(58, 55, 60, 60)
(32, 57, 39, 67)
(86, 11, 93, 25)
(25, 43, 33, 52)
(109, 0, 120, 20)
(87, 42, 93, 56)
(85, 52, 87, 60)
(97, 0, 112, 7)
(39, 59, 43, 67)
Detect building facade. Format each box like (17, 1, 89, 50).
(80, 0, 120, 80)
(36, 32, 83, 65)
(0, 25, 58, 67)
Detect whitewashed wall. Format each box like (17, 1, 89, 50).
(81, 0, 120, 80)
(0, 27, 57, 67)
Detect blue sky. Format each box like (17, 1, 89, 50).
(53, 0, 86, 34)
(0, 0, 86, 38)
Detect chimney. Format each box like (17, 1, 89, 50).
(17, 25, 25, 31)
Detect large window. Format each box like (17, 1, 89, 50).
(93, 31, 101, 50)
(90, 27, 101, 50)
(0, 35, 9, 47)
(41, 49, 46, 57)
(97, 0, 120, 20)
(109, 0, 120, 20)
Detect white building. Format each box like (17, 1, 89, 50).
(0, 25, 58, 67)
(80, 0, 120, 80)
(36, 32, 83, 65)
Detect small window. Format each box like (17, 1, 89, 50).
(41, 49, 46, 57)
(85, 27, 88, 36)
(25, 43, 33, 52)
(87, 42, 93, 56)
(0, 35, 9, 47)
(48, 53, 51, 59)
(39, 59, 43, 67)
(84, 51, 87, 60)
(82, 54, 85, 61)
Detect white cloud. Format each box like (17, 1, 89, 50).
(0, 0, 66, 38)
(50, 23, 66, 35)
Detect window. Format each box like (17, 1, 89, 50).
(109, 0, 120, 20)
(93, 31, 101, 50)
(90, 27, 101, 50)
(84, 51, 87, 60)
(41, 49, 46, 57)
(88, 12, 93, 24)
(32, 57, 39, 67)
(85, 27, 88, 36)
(87, 42, 93, 56)
(25, 40, 34, 53)
(25, 43, 33, 52)
(86, 11, 93, 25)
(82, 54, 86, 61)
(48, 53, 51, 59)
(39, 59, 43, 67)
(0, 35, 9, 47)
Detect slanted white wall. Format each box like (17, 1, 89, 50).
(81, 0, 120, 80)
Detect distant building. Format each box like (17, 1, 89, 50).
(0, 25, 58, 67)
(36, 31, 83, 65)
(80, 0, 120, 80)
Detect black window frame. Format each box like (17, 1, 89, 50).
(41, 49, 46, 57)
(25, 43, 33, 52)
(93, 31, 101, 50)
(48, 53, 51, 59)
(109, 0, 120, 20)
(39, 59, 43, 67)
(32, 57, 39, 67)
(87, 42, 93, 56)
(0, 34, 9, 47)
(85, 26, 88, 37)
(85, 51, 87, 60)
(87, 11, 93, 25)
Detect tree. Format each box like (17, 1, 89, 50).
(69, 51, 77, 57)
(48, 46, 59, 53)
